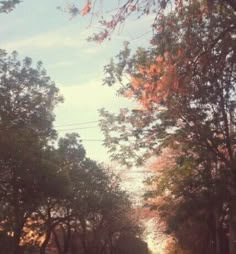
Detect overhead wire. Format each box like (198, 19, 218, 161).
(54, 121, 155, 178)
(54, 121, 102, 141)
(54, 120, 102, 137)
(80, 139, 104, 142)
(56, 126, 99, 132)
(55, 120, 99, 128)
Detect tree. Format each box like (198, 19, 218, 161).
(144, 144, 230, 253)
(0, 0, 21, 13)
(0, 50, 63, 254)
(100, 0, 236, 183)
(99, 2, 236, 253)
(63, 0, 236, 42)
(35, 133, 142, 254)
(0, 49, 143, 254)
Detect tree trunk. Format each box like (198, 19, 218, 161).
(40, 229, 51, 254)
(79, 217, 88, 254)
(213, 208, 221, 254)
(229, 206, 236, 254)
(229, 222, 236, 254)
(109, 235, 114, 254)
(62, 223, 71, 254)
(12, 220, 25, 254)
(53, 228, 62, 254)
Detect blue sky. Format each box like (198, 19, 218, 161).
(0, 0, 152, 162)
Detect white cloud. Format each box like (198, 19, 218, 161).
(0, 11, 153, 57)
(0, 24, 114, 58)
(1, 32, 86, 51)
(0, 21, 98, 51)
(56, 79, 135, 118)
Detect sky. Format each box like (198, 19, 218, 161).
(0, 2, 161, 251)
(0, 0, 154, 203)
(0, 0, 153, 163)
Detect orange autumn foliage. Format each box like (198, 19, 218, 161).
(137, 65, 146, 75)
(148, 147, 181, 174)
(81, 1, 91, 16)
(128, 50, 185, 108)
(130, 76, 141, 90)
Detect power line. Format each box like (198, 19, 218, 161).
(81, 139, 104, 142)
(56, 126, 99, 132)
(112, 171, 154, 174)
(55, 120, 99, 128)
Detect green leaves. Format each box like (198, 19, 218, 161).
(0, 52, 63, 140)
(0, 0, 21, 13)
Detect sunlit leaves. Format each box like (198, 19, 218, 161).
(101, 2, 236, 167)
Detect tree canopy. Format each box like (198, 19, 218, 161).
(1, 0, 236, 253)
(98, 1, 236, 253)
(0, 51, 143, 254)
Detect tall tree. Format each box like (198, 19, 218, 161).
(37, 134, 142, 254)
(0, 50, 63, 254)
(99, 2, 236, 253)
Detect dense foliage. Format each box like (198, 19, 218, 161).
(0, 51, 142, 254)
(1, 0, 236, 253)
(99, 1, 236, 254)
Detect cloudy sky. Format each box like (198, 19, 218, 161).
(0, 2, 160, 251)
(0, 0, 152, 162)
